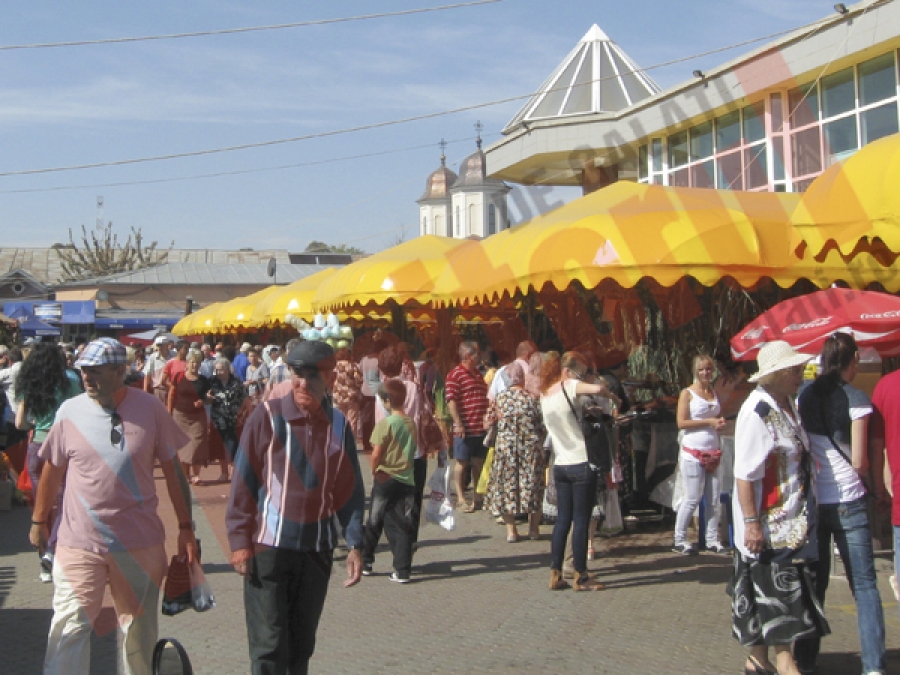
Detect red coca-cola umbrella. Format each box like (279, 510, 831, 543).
(731, 287, 900, 361)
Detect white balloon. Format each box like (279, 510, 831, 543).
(313, 313, 325, 328)
(326, 312, 339, 328)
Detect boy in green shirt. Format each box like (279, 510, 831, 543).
(361, 378, 418, 583)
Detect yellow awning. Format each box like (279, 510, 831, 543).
(433, 182, 802, 307)
(312, 235, 471, 311)
(214, 285, 282, 330)
(251, 268, 338, 327)
(172, 302, 224, 336)
(790, 132, 900, 256)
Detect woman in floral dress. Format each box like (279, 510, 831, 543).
(207, 357, 245, 482)
(487, 362, 547, 542)
(333, 347, 364, 447)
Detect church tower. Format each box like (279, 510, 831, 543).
(450, 122, 511, 238)
(417, 140, 457, 237)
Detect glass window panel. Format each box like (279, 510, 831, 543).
(531, 46, 584, 119)
(561, 48, 594, 115)
(744, 146, 768, 189)
(638, 145, 649, 180)
(716, 151, 743, 190)
(861, 101, 899, 144)
(791, 127, 822, 177)
(690, 122, 713, 161)
(652, 175, 664, 186)
(668, 131, 688, 167)
(771, 137, 785, 181)
(669, 168, 689, 187)
(821, 67, 855, 118)
(789, 83, 819, 128)
(774, 184, 787, 193)
(716, 111, 741, 152)
(771, 93, 784, 133)
(858, 52, 896, 107)
(743, 102, 765, 142)
(651, 139, 663, 172)
(824, 115, 858, 164)
(793, 178, 815, 193)
(691, 160, 715, 188)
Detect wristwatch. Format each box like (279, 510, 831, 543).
(743, 516, 760, 524)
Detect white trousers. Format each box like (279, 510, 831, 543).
(44, 544, 167, 675)
(673, 453, 721, 546)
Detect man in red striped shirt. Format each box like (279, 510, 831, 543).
(446, 341, 489, 512)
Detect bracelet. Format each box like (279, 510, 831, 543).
(31, 520, 46, 526)
(743, 516, 760, 524)
(178, 522, 194, 531)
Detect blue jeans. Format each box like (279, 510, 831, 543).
(795, 497, 885, 674)
(550, 462, 597, 574)
(895, 525, 900, 622)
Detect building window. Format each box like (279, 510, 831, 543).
(422, 216, 427, 235)
(455, 206, 461, 237)
(488, 205, 496, 235)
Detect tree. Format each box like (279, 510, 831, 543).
(304, 241, 365, 255)
(55, 222, 174, 282)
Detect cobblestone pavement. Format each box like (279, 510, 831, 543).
(2, 457, 898, 674)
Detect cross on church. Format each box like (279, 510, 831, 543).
(474, 121, 483, 147)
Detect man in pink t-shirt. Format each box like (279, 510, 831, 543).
(29, 338, 198, 675)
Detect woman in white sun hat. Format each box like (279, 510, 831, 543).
(729, 341, 829, 675)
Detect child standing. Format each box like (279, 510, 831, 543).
(361, 378, 418, 582)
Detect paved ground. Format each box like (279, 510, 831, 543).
(2, 457, 899, 674)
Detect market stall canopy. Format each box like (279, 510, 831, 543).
(790, 132, 900, 257)
(433, 182, 803, 307)
(313, 235, 471, 311)
(172, 302, 224, 336)
(214, 285, 282, 330)
(730, 287, 900, 360)
(253, 268, 337, 327)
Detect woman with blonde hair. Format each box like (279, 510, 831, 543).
(540, 351, 618, 591)
(168, 350, 210, 485)
(673, 354, 728, 555)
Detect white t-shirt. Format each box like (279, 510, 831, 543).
(804, 383, 871, 505)
(732, 387, 810, 559)
(681, 389, 721, 456)
(541, 379, 588, 466)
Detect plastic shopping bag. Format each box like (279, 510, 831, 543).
(162, 555, 216, 616)
(425, 465, 456, 531)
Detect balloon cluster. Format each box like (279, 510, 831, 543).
(284, 312, 353, 349)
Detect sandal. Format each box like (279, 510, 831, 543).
(189, 476, 202, 486)
(574, 573, 605, 592)
(462, 502, 476, 513)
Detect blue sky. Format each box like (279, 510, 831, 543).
(0, 0, 828, 253)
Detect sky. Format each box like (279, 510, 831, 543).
(0, 0, 831, 254)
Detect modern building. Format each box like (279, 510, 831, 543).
(485, 0, 900, 197)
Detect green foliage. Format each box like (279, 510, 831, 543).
(304, 241, 365, 255)
(55, 222, 174, 283)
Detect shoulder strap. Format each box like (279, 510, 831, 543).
(560, 381, 582, 425)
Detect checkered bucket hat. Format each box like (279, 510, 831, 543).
(74, 338, 127, 368)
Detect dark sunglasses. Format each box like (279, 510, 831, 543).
(110, 410, 123, 446)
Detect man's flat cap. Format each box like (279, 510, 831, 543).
(286, 341, 334, 369)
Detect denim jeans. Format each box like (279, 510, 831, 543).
(244, 546, 333, 675)
(794, 497, 885, 674)
(362, 477, 416, 578)
(896, 525, 900, 622)
(673, 453, 721, 547)
(550, 462, 597, 573)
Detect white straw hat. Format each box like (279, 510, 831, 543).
(748, 340, 812, 383)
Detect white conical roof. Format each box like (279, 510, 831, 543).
(504, 25, 660, 133)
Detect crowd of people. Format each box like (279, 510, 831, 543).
(0, 329, 898, 674)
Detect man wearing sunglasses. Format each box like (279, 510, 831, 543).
(28, 337, 198, 675)
(227, 340, 365, 675)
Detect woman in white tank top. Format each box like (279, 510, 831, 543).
(673, 354, 727, 555)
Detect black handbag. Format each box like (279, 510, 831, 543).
(561, 384, 612, 474)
